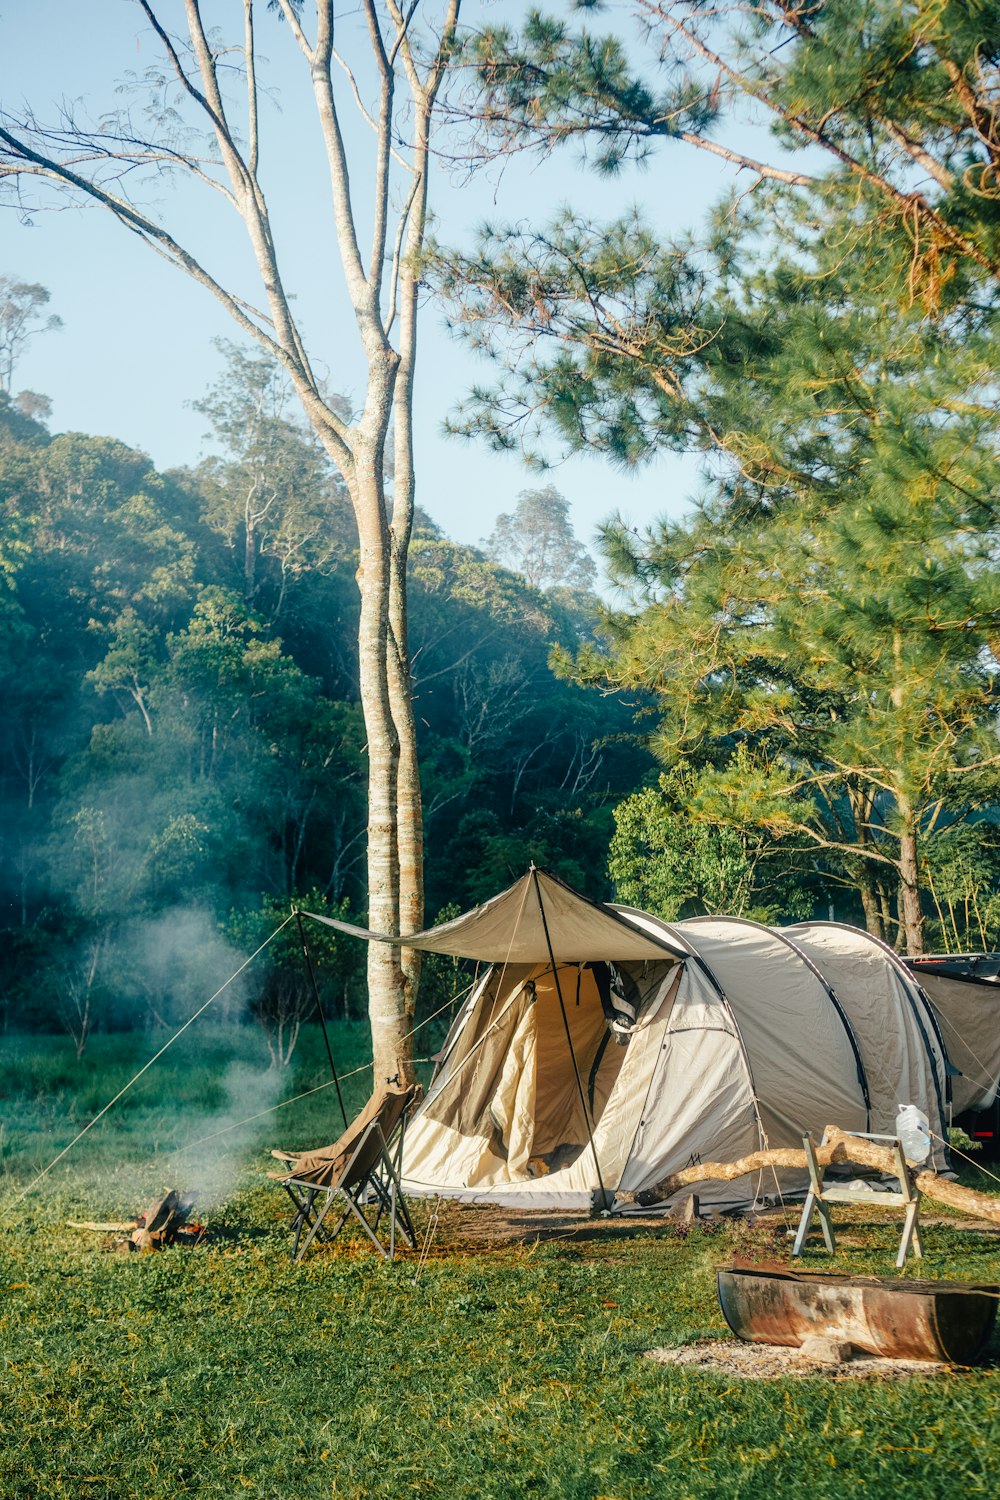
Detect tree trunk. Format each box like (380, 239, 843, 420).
(388, 227, 425, 1054)
(897, 819, 924, 956)
(244, 512, 257, 602)
(347, 447, 414, 1086)
(858, 876, 884, 941)
(848, 782, 885, 941)
(388, 561, 423, 1057)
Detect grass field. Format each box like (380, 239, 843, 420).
(3, 1026, 1000, 1499)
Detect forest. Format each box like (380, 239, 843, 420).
(2, 0, 1000, 1063)
(0, 338, 658, 1051)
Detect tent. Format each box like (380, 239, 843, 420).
(905, 956, 1000, 1116)
(307, 870, 953, 1211)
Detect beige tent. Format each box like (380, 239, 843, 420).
(307, 871, 955, 1210)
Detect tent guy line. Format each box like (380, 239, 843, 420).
(167, 979, 481, 1158)
(3, 914, 297, 1214)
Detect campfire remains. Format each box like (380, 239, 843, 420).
(68, 1189, 202, 1252)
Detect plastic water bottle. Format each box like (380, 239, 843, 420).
(895, 1104, 931, 1164)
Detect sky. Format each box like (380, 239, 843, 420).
(0, 1, 768, 571)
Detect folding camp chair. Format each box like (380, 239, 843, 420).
(269, 1083, 418, 1262)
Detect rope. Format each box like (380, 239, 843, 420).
(929, 1126, 1000, 1189)
(412, 1195, 441, 1280)
(169, 1060, 444, 1156)
(295, 908, 347, 1130)
(933, 1011, 1000, 1099)
(166, 980, 474, 1157)
(6, 915, 296, 1212)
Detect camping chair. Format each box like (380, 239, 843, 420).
(269, 1083, 418, 1263)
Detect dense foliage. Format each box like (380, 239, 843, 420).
(0, 377, 649, 1047)
(429, 0, 1000, 955)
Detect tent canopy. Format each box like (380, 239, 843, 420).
(303, 868, 685, 964)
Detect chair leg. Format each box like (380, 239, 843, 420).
(283, 1183, 326, 1262)
(378, 1143, 417, 1250)
(295, 1189, 342, 1263)
(340, 1190, 393, 1259)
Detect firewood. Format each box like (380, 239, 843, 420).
(631, 1141, 843, 1205)
(67, 1220, 136, 1232)
(626, 1125, 1000, 1230)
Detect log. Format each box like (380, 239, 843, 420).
(632, 1141, 843, 1205)
(130, 1189, 197, 1250)
(67, 1220, 136, 1232)
(911, 1170, 1000, 1226)
(628, 1125, 1000, 1230)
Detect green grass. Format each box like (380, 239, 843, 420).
(2, 1028, 1000, 1499)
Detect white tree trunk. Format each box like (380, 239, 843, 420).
(0, 0, 461, 1086)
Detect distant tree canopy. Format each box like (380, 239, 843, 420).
(480, 484, 597, 593)
(0, 275, 61, 401)
(0, 373, 651, 1046)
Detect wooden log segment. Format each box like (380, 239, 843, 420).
(625, 1125, 1000, 1229)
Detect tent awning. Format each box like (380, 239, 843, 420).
(303, 868, 685, 964)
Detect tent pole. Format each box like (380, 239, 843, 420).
(531, 869, 609, 1210)
(295, 909, 349, 1130)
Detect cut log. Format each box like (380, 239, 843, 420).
(630, 1141, 843, 1206)
(626, 1125, 1000, 1230)
(67, 1220, 136, 1232)
(128, 1190, 198, 1251)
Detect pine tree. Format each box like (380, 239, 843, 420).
(432, 2, 1000, 947)
(464, 1, 1000, 296)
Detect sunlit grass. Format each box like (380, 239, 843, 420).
(2, 1028, 999, 1499)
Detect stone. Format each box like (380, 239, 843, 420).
(796, 1336, 854, 1365)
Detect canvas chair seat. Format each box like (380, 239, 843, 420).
(270, 1083, 418, 1262)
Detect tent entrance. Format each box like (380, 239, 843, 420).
(487, 964, 631, 1180)
(409, 958, 679, 1195)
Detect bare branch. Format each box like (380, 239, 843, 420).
(309, 1, 371, 315)
(245, 0, 260, 179)
(364, 0, 396, 294)
(674, 128, 813, 187)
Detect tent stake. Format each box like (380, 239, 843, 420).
(531, 869, 609, 1210)
(295, 909, 348, 1131)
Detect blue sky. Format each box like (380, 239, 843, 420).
(0, 2, 772, 568)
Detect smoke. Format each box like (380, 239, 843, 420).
(119, 905, 253, 1029)
(119, 905, 290, 1208)
(171, 1056, 286, 1210)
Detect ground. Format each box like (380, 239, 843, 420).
(2, 1027, 1000, 1498)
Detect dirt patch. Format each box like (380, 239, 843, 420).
(415, 1199, 1000, 1255)
(414, 1200, 695, 1255)
(645, 1339, 951, 1380)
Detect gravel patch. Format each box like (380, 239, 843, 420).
(645, 1339, 950, 1380)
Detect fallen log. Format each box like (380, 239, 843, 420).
(626, 1125, 1000, 1230)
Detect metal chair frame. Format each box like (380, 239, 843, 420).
(276, 1099, 417, 1263)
